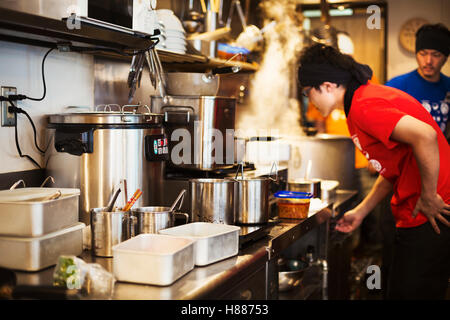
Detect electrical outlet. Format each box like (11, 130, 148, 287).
(1, 86, 17, 127)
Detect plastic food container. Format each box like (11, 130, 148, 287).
(159, 222, 240, 266)
(274, 191, 313, 219)
(112, 234, 195, 286)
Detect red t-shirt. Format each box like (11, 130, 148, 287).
(347, 83, 450, 228)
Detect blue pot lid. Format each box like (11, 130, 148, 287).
(274, 191, 313, 199)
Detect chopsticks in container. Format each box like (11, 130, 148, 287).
(123, 189, 142, 211)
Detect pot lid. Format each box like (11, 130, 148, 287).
(47, 112, 164, 125)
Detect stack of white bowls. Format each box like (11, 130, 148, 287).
(156, 9, 187, 54)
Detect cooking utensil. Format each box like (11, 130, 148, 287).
(105, 188, 121, 212)
(170, 189, 186, 212)
(230, 162, 277, 225)
(131, 189, 188, 234)
(189, 178, 237, 224)
(112, 234, 195, 286)
(159, 222, 240, 266)
(90, 208, 136, 257)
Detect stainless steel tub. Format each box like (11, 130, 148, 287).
(0, 222, 85, 271)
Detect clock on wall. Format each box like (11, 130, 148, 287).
(399, 18, 429, 53)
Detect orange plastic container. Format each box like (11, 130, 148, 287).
(275, 191, 313, 219)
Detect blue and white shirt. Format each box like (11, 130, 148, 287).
(385, 70, 450, 132)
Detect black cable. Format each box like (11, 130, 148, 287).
(25, 47, 54, 102)
(7, 98, 42, 169)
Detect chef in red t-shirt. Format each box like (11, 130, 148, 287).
(298, 44, 450, 300)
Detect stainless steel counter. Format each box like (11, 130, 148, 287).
(14, 190, 357, 300)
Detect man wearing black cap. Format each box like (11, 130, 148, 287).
(386, 23, 450, 134)
(298, 44, 450, 299)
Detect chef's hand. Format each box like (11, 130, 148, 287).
(335, 209, 365, 233)
(412, 193, 450, 234)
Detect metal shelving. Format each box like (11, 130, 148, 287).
(0, 7, 258, 73)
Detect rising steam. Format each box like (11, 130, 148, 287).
(237, 0, 304, 138)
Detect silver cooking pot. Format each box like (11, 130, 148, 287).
(131, 190, 189, 234)
(229, 162, 278, 225)
(189, 178, 237, 225)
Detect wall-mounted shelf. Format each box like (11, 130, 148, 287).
(0, 8, 258, 73)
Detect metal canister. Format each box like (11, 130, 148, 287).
(90, 208, 136, 257)
(189, 179, 237, 225)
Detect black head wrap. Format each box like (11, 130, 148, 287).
(415, 25, 450, 56)
(298, 61, 373, 116)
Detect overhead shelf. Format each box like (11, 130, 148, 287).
(0, 7, 258, 73)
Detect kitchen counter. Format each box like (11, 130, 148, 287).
(13, 190, 357, 300)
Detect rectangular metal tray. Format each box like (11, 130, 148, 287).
(112, 234, 195, 286)
(0, 222, 85, 271)
(0, 188, 80, 237)
(159, 222, 240, 266)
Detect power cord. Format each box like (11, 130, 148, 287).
(3, 98, 42, 169)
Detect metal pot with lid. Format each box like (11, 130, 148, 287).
(45, 109, 168, 225)
(229, 162, 278, 225)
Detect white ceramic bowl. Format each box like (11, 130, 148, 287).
(156, 10, 184, 33)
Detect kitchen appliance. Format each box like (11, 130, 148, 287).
(150, 95, 236, 171)
(159, 222, 240, 266)
(90, 207, 137, 258)
(112, 233, 195, 286)
(45, 110, 168, 225)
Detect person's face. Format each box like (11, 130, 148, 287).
(416, 49, 447, 80)
(303, 82, 341, 117)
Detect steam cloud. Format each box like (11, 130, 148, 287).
(237, 0, 304, 138)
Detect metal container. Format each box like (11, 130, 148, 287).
(0, 188, 80, 237)
(286, 134, 356, 189)
(159, 222, 240, 266)
(45, 112, 167, 225)
(230, 163, 277, 225)
(151, 96, 236, 171)
(321, 180, 339, 202)
(90, 208, 137, 257)
(131, 207, 189, 234)
(0, 223, 85, 271)
(288, 179, 322, 199)
(189, 178, 237, 224)
(112, 233, 195, 286)
(131, 190, 189, 234)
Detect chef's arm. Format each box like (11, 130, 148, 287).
(354, 174, 393, 218)
(390, 115, 439, 197)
